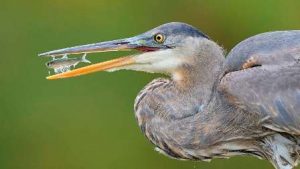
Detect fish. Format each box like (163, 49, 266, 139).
(46, 54, 91, 74)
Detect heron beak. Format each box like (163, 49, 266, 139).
(39, 36, 160, 80)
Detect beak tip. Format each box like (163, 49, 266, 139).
(38, 52, 49, 57)
(46, 76, 56, 80)
(39, 50, 63, 57)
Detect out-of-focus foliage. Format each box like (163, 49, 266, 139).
(0, 0, 299, 169)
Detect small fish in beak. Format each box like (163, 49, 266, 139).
(46, 54, 91, 74)
(39, 24, 179, 80)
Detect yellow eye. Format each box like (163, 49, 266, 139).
(154, 33, 165, 43)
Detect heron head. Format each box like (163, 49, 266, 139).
(39, 22, 210, 80)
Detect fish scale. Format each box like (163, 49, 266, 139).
(45, 53, 91, 74)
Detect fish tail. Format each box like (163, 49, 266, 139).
(81, 53, 91, 63)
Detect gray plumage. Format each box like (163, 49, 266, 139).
(39, 22, 300, 169)
(133, 24, 300, 169)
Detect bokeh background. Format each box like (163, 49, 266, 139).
(1, 0, 300, 169)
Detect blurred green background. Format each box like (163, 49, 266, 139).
(1, 0, 300, 169)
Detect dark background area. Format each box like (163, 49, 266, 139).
(1, 0, 300, 168)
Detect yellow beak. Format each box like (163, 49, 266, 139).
(46, 56, 135, 80)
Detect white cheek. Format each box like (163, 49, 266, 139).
(134, 49, 176, 63)
(106, 47, 190, 73)
(148, 57, 182, 72)
(133, 49, 184, 72)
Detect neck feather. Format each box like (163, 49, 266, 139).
(171, 38, 225, 104)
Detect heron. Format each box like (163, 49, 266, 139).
(39, 22, 300, 169)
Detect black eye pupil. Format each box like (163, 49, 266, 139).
(155, 34, 164, 43)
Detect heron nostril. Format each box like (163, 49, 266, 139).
(114, 41, 130, 45)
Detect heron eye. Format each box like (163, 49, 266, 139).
(154, 33, 165, 43)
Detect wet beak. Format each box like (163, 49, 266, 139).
(39, 36, 158, 80)
(46, 56, 135, 80)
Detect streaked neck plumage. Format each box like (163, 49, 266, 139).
(171, 38, 225, 105)
(133, 38, 227, 159)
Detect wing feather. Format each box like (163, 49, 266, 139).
(220, 31, 300, 134)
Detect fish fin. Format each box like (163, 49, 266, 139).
(81, 53, 91, 63)
(73, 63, 78, 68)
(62, 54, 68, 59)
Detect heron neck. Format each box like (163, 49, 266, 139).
(172, 40, 225, 105)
